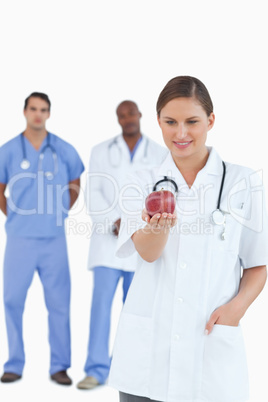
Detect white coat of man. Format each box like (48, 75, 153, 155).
(77, 100, 167, 390)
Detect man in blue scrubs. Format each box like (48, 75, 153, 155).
(0, 92, 84, 385)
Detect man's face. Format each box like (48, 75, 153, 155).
(116, 102, 142, 136)
(24, 97, 50, 130)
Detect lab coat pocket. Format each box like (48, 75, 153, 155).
(202, 324, 249, 402)
(109, 313, 153, 394)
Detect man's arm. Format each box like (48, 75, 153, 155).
(0, 183, 7, 216)
(69, 178, 80, 209)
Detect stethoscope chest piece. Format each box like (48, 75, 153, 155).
(211, 209, 225, 225)
(211, 209, 226, 240)
(45, 171, 54, 180)
(20, 159, 30, 170)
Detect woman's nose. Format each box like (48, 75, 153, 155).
(176, 123, 187, 139)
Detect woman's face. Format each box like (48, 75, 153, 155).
(157, 97, 215, 164)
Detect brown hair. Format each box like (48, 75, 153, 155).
(156, 76, 213, 117)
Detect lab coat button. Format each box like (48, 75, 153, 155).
(177, 297, 183, 303)
(179, 262, 187, 269)
(174, 334, 180, 341)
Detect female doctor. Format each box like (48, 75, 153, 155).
(108, 76, 268, 402)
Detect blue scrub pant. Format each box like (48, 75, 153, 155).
(3, 236, 71, 376)
(84, 266, 134, 384)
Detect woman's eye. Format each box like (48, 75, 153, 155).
(188, 120, 198, 124)
(166, 120, 175, 125)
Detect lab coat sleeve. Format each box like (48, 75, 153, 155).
(116, 173, 148, 258)
(239, 170, 268, 269)
(86, 148, 121, 227)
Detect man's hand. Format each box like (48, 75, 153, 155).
(112, 218, 121, 237)
(69, 178, 80, 209)
(0, 183, 7, 216)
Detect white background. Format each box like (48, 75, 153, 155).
(0, 1, 267, 401)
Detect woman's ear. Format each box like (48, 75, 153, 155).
(208, 113, 215, 131)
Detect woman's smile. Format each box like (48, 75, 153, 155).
(173, 140, 193, 149)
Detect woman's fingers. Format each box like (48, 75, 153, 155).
(168, 213, 177, 227)
(142, 209, 177, 229)
(149, 213, 162, 225)
(205, 310, 219, 335)
(142, 208, 151, 223)
(150, 213, 177, 228)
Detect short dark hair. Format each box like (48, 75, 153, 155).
(24, 92, 51, 111)
(156, 76, 213, 117)
(116, 100, 139, 115)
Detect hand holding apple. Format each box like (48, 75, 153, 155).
(145, 189, 176, 217)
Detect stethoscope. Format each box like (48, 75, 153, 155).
(108, 136, 149, 167)
(20, 132, 58, 180)
(153, 161, 227, 240)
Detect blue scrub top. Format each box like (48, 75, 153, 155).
(129, 136, 143, 161)
(0, 133, 84, 237)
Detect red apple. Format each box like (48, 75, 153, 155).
(145, 190, 176, 217)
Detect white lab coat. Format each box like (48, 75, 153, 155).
(86, 134, 167, 271)
(108, 148, 268, 402)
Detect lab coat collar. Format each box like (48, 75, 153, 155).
(204, 147, 224, 176)
(155, 147, 224, 196)
(115, 134, 146, 161)
(157, 146, 223, 179)
(116, 133, 144, 144)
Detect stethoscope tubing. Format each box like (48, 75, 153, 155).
(153, 176, 178, 193)
(108, 135, 149, 167)
(153, 161, 226, 206)
(20, 133, 58, 178)
(152, 161, 227, 237)
(216, 161, 226, 210)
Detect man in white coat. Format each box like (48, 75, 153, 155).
(77, 100, 167, 390)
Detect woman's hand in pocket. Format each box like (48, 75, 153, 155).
(205, 299, 245, 335)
